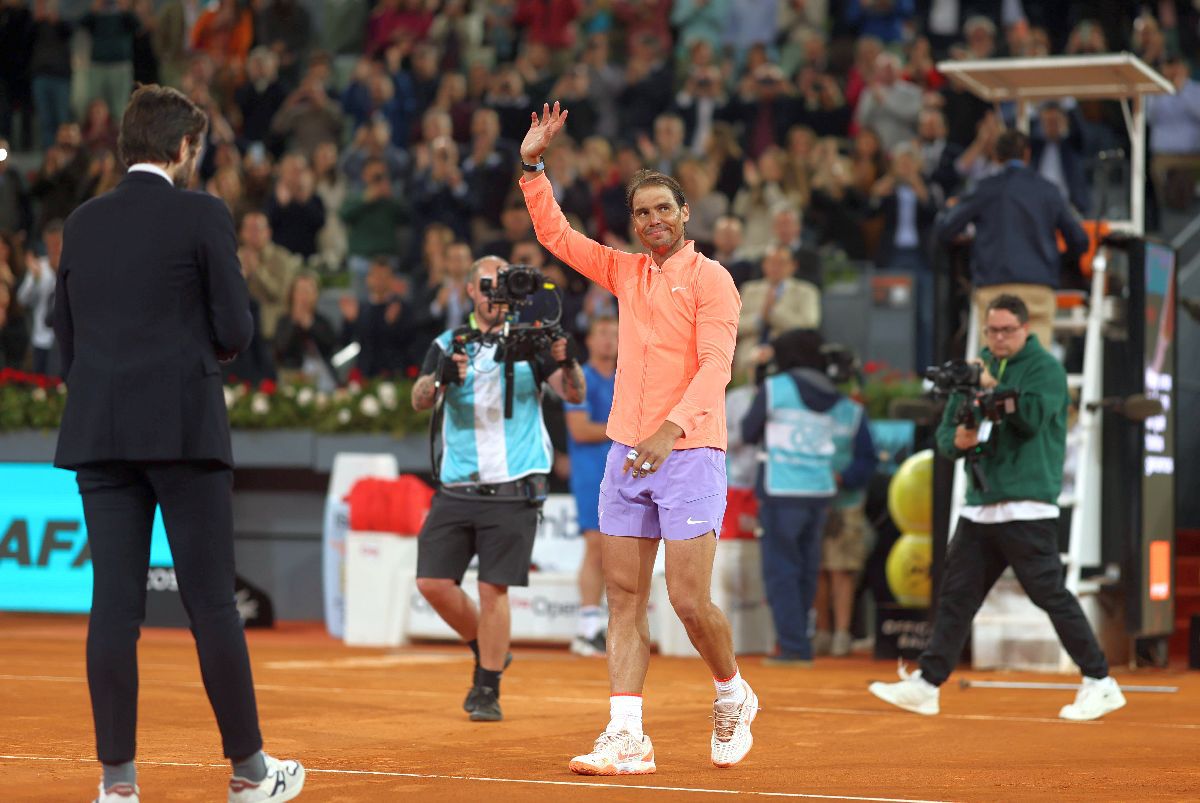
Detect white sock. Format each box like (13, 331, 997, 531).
(714, 669, 747, 704)
(578, 606, 604, 639)
(607, 694, 643, 737)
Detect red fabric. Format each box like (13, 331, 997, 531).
(721, 488, 759, 540)
(345, 475, 434, 536)
(514, 0, 582, 49)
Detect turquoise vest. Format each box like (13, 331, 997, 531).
(435, 330, 553, 486)
(829, 396, 866, 509)
(763, 373, 838, 498)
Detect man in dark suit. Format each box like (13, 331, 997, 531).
(53, 85, 304, 803)
(935, 129, 1089, 346)
(1030, 102, 1091, 216)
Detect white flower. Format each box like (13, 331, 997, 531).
(377, 382, 398, 409)
(297, 387, 314, 407)
(31, 387, 47, 402)
(359, 395, 381, 417)
(223, 387, 236, 409)
(250, 393, 270, 415)
(337, 408, 352, 425)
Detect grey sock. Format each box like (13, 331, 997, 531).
(102, 761, 135, 790)
(232, 751, 267, 783)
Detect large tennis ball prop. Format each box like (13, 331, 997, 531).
(886, 532, 932, 607)
(887, 449, 933, 534)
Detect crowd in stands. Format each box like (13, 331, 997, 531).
(2, 0, 1199, 388)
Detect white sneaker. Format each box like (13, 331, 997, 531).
(812, 631, 832, 656)
(1059, 676, 1127, 721)
(93, 782, 139, 802)
(868, 664, 940, 716)
(228, 754, 305, 802)
(569, 730, 655, 775)
(710, 681, 759, 768)
(830, 631, 852, 657)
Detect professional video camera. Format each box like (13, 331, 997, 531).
(924, 359, 1020, 492)
(449, 264, 566, 416)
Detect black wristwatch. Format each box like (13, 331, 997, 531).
(522, 159, 545, 173)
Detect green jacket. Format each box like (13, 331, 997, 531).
(934, 334, 1067, 506)
(339, 195, 407, 259)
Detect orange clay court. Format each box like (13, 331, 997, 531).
(2, 614, 1199, 802)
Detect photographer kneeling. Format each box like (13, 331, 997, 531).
(411, 255, 585, 723)
(869, 294, 1126, 721)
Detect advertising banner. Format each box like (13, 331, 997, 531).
(0, 463, 173, 613)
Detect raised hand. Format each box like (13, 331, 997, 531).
(520, 101, 569, 164)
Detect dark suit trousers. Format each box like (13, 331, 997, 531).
(76, 461, 263, 764)
(918, 517, 1109, 686)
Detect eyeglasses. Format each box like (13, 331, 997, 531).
(984, 325, 1023, 337)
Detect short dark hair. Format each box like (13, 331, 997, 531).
(772, 328, 825, 373)
(625, 169, 687, 213)
(986, 293, 1030, 323)
(118, 84, 208, 168)
(994, 130, 1029, 163)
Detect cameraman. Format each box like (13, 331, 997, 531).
(868, 294, 1126, 721)
(410, 255, 585, 724)
(742, 330, 876, 665)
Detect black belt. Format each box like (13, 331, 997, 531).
(446, 480, 526, 498)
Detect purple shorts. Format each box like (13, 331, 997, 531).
(598, 442, 728, 540)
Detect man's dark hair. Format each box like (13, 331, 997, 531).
(625, 169, 687, 213)
(772, 328, 826, 373)
(986, 293, 1030, 323)
(118, 84, 208, 168)
(994, 130, 1030, 163)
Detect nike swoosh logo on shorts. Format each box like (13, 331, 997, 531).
(671, 286, 687, 292)
(687, 517, 708, 525)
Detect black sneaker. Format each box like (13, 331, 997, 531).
(463, 652, 514, 712)
(570, 632, 607, 657)
(463, 684, 487, 714)
(468, 686, 503, 721)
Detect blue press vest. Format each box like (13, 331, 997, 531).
(763, 373, 853, 498)
(829, 397, 866, 509)
(434, 329, 553, 486)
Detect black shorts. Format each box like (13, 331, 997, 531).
(416, 492, 540, 587)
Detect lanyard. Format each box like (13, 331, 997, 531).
(996, 358, 1008, 383)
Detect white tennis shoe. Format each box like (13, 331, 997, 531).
(868, 664, 940, 716)
(569, 729, 656, 775)
(710, 680, 759, 768)
(227, 754, 305, 802)
(1059, 676, 1126, 721)
(93, 782, 139, 802)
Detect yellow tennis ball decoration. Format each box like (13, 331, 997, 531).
(886, 532, 932, 607)
(887, 449, 933, 534)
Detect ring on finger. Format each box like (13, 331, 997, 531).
(640, 461, 653, 472)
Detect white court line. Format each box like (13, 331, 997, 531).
(3, 674, 1198, 730)
(0, 755, 951, 802)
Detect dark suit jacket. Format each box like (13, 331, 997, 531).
(935, 163, 1089, 289)
(53, 171, 253, 469)
(872, 187, 939, 268)
(1031, 136, 1091, 215)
